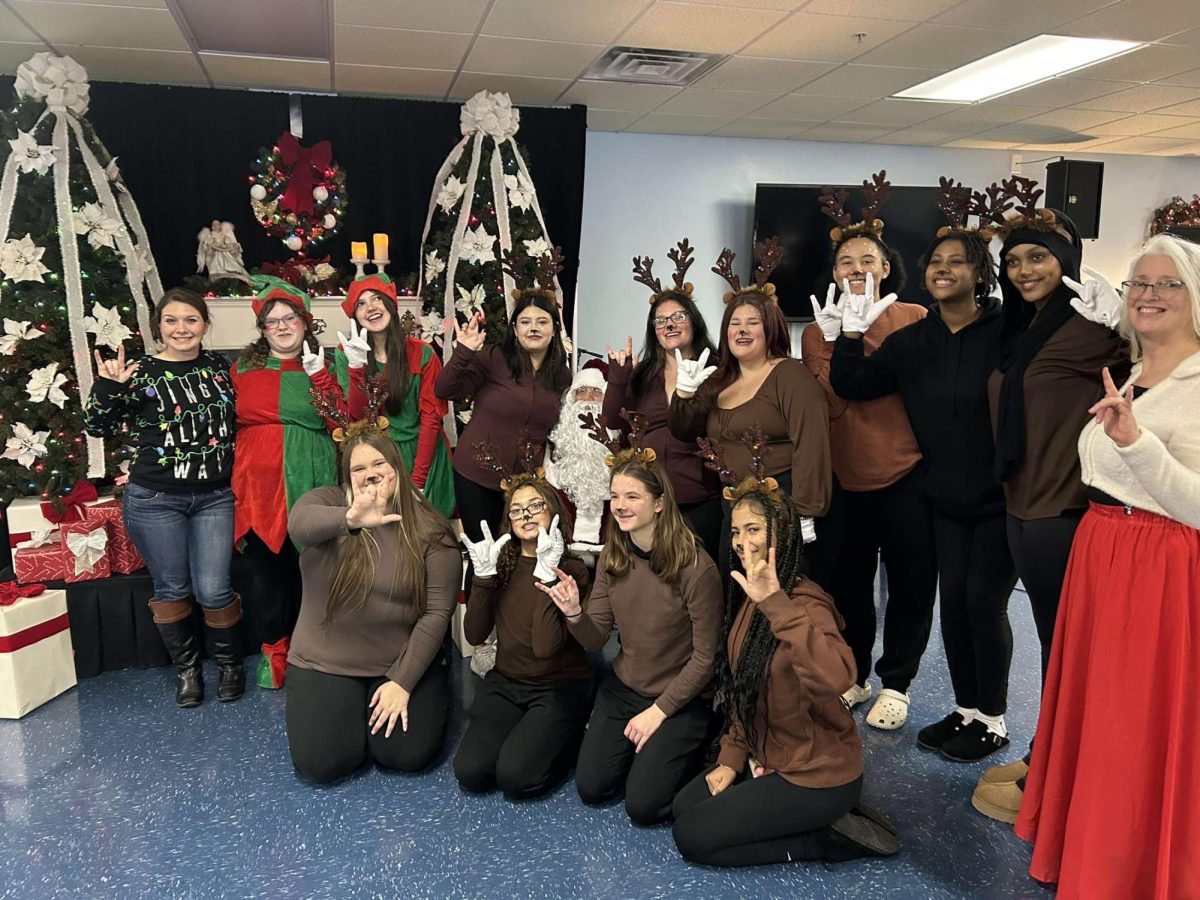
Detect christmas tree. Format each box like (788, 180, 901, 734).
(0, 53, 160, 501)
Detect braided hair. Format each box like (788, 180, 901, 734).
(716, 490, 807, 753)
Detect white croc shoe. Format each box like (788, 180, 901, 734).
(865, 689, 910, 730)
(842, 682, 873, 709)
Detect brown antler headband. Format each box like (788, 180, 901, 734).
(580, 408, 658, 468)
(696, 426, 783, 502)
(633, 238, 697, 305)
(472, 429, 550, 493)
(820, 170, 891, 243)
(502, 245, 565, 303)
(309, 375, 389, 445)
(712, 237, 784, 305)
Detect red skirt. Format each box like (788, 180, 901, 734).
(1015, 502, 1200, 900)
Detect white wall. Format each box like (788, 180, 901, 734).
(574, 131, 1200, 355)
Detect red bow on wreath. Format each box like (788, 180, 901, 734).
(40, 480, 98, 524)
(277, 133, 332, 217)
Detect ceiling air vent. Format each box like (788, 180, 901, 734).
(583, 47, 727, 86)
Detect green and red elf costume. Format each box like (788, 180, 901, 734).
(334, 273, 456, 519)
(232, 276, 340, 689)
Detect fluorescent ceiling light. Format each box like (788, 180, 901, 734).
(893, 34, 1142, 104)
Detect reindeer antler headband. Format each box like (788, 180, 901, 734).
(991, 175, 1064, 239)
(472, 430, 550, 493)
(933, 176, 1015, 241)
(579, 408, 658, 469)
(632, 238, 697, 306)
(310, 375, 390, 445)
(819, 169, 892, 243)
(711, 236, 784, 305)
(502, 245, 566, 304)
(696, 426, 783, 503)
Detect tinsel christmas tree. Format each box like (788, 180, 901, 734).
(0, 53, 159, 501)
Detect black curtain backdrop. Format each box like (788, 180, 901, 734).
(1, 77, 586, 327)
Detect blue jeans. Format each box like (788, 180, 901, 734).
(122, 482, 235, 610)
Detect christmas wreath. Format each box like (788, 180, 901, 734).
(1149, 194, 1200, 235)
(249, 132, 347, 255)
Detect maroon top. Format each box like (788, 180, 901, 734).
(603, 360, 719, 506)
(434, 344, 567, 490)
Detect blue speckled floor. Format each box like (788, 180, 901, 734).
(1, 587, 1047, 900)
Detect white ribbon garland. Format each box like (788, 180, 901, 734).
(490, 146, 515, 317)
(65, 526, 107, 574)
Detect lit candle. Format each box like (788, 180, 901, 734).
(350, 241, 368, 262)
(372, 233, 389, 260)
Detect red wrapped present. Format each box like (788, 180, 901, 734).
(13, 542, 68, 584)
(4, 485, 106, 548)
(82, 500, 144, 574)
(59, 521, 110, 583)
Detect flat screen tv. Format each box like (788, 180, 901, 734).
(752, 183, 944, 320)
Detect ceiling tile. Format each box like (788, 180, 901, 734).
(920, 102, 1052, 129)
(59, 45, 208, 85)
(449, 71, 572, 105)
(1149, 121, 1200, 140)
(793, 123, 896, 142)
(1013, 108, 1130, 131)
(981, 119, 1113, 145)
(1085, 113, 1197, 136)
(713, 117, 816, 138)
(943, 136, 1026, 149)
(1156, 67, 1200, 88)
(334, 0, 488, 32)
(749, 92, 868, 119)
(1010, 136, 1120, 152)
(696, 56, 836, 92)
(1085, 135, 1194, 154)
(1073, 42, 1198, 83)
(1058, 0, 1200, 42)
(1164, 27, 1200, 48)
(852, 23, 1027, 70)
(0, 41, 49, 72)
(463, 36, 603, 79)
(560, 80, 683, 112)
(837, 98, 956, 127)
(798, 0, 958, 21)
(792, 64, 945, 100)
(625, 112, 733, 135)
(335, 64, 455, 97)
(0, 4, 40, 42)
(620, 2, 789, 55)
(586, 108, 644, 131)
(868, 126, 977, 145)
(201, 53, 332, 91)
(1149, 140, 1200, 156)
(932, 0, 1112, 34)
(1075, 83, 1200, 112)
(482, 0, 646, 44)
(696, 0, 805, 9)
(1003, 77, 1134, 107)
(1151, 97, 1200, 117)
(742, 13, 913, 62)
(9, 2, 189, 50)
(23, 0, 166, 5)
(653, 87, 782, 116)
(334, 25, 471, 70)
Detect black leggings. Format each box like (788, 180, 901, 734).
(829, 468, 938, 693)
(455, 471, 505, 599)
(239, 531, 302, 644)
(679, 495, 723, 566)
(934, 511, 1017, 716)
(453, 672, 592, 800)
(285, 662, 449, 783)
(575, 672, 713, 826)
(672, 766, 862, 867)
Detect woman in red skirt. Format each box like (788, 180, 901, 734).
(1010, 233, 1200, 899)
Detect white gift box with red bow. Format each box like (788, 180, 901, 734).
(0, 588, 77, 719)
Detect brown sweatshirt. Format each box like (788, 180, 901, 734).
(668, 357, 832, 516)
(566, 547, 723, 716)
(717, 582, 863, 788)
(286, 485, 462, 692)
(465, 554, 592, 685)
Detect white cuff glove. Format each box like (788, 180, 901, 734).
(674, 347, 716, 398)
(301, 342, 326, 377)
(1064, 265, 1122, 331)
(459, 521, 511, 578)
(337, 320, 371, 369)
(809, 283, 843, 342)
(533, 515, 565, 582)
(841, 273, 897, 335)
(800, 516, 817, 544)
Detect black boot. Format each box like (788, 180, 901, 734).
(149, 598, 203, 708)
(203, 596, 246, 702)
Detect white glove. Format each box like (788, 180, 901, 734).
(1064, 265, 1122, 331)
(533, 515, 565, 583)
(800, 516, 817, 545)
(459, 521, 511, 578)
(337, 320, 371, 369)
(674, 347, 716, 398)
(841, 273, 897, 335)
(809, 283, 844, 342)
(301, 342, 326, 377)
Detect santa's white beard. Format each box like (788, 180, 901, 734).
(547, 399, 611, 522)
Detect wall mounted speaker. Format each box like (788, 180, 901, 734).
(1045, 159, 1104, 240)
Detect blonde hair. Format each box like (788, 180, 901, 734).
(601, 457, 697, 582)
(1121, 234, 1200, 361)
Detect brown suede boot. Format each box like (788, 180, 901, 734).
(203, 596, 246, 702)
(149, 598, 203, 708)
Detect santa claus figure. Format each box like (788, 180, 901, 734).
(545, 363, 614, 549)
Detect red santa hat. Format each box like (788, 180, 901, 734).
(571, 364, 608, 393)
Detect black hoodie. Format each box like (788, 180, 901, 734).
(829, 300, 1006, 519)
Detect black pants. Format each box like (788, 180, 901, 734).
(672, 766, 863, 867)
(240, 531, 302, 644)
(453, 672, 592, 800)
(285, 662, 449, 784)
(680, 495, 723, 565)
(829, 468, 938, 693)
(934, 511, 1017, 716)
(1006, 511, 1083, 684)
(575, 672, 713, 825)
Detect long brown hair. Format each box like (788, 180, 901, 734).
(325, 430, 455, 625)
(237, 298, 320, 370)
(359, 290, 411, 418)
(602, 457, 697, 582)
(494, 479, 576, 587)
(705, 292, 792, 397)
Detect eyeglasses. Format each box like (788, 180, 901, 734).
(1120, 280, 1186, 297)
(652, 311, 689, 329)
(508, 499, 547, 519)
(263, 313, 301, 330)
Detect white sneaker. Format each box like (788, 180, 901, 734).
(842, 682, 873, 709)
(865, 688, 910, 730)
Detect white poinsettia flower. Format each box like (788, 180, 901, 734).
(313, 262, 337, 282)
(0, 234, 51, 282)
(2, 422, 50, 469)
(455, 283, 486, 318)
(104, 155, 128, 193)
(504, 172, 536, 212)
(25, 361, 69, 408)
(82, 303, 133, 350)
(437, 175, 466, 213)
(523, 237, 550, 259)
(72, 202, 126, 250)
(8, 130, 57, 175)
(424, 250, 446, 284)
(460, 223, 496, 266)
(416, 311, 443, 343)
(0, 319, 46, 356)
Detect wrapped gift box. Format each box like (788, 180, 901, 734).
(13, 541, 67, 584)
(0, 588, 77, 719)
(59, 521, 111, 583)
(82, 500, 144, 574)
(5, 488, 106, 548)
